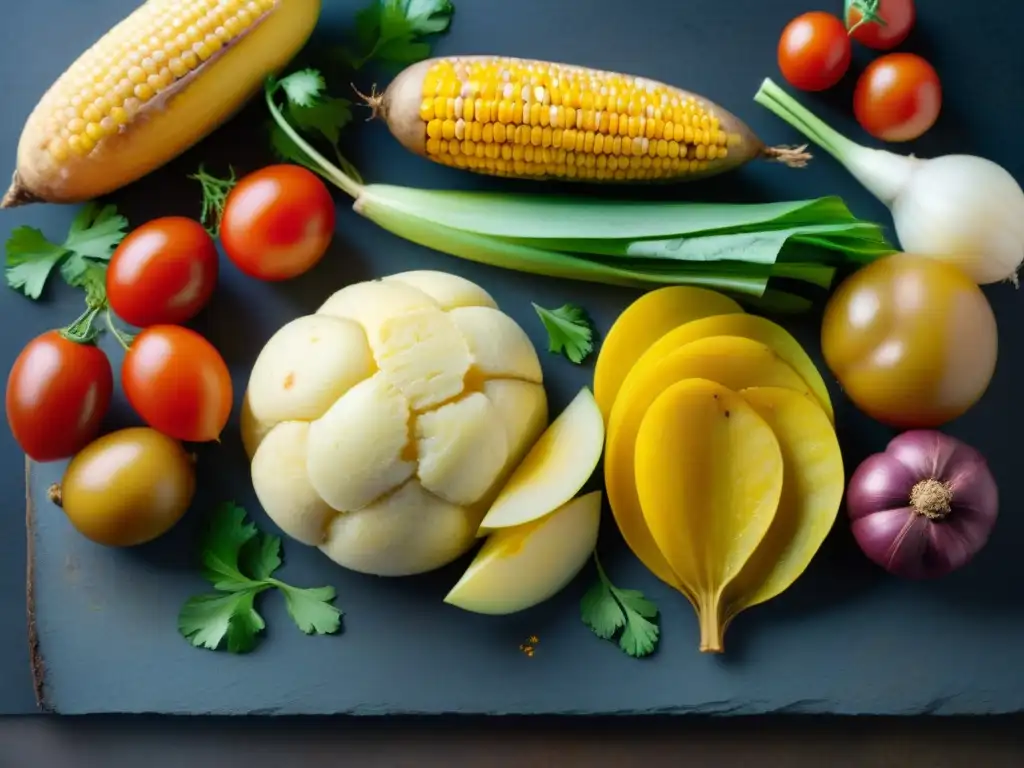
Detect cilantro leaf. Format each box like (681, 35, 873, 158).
(289, 96, 353, 147)
(199, 502, 261, 590)
(532, 302, 595, 364)
(63, 203, 128, 261)
(188, 164, 236, 238)
(242, 531, 282, 581)
(60, 257, 108, 307)
(277, 584, 343, 635)
(580, 555, 660, 659)
(5, 227, 67, 299)
(180, 502, 344, 653)
(342, 0, 455, 69)
(280, 68, 325, 107)
(178, 590, 268, 654)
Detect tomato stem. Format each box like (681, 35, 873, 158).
(60, 304, 103, 345)
(104, 309, 134, 351)
(846, 0, 888, 35)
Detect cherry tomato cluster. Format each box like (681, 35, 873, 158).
(6, 164, 336, 463)
(777, 0, 941, 143)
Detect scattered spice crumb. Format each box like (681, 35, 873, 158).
(519, 635, 539, 657)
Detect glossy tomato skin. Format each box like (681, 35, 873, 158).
(821, 254, 997, 429)
(778, 12, 852, 92)
(220, 165, 335, 281)
(6, 331, 113, 462)
(854, 53, 941, 142)
(122, 325, 233, 443)
(106, 217, 219, 327)
(845, 0, 915, 50)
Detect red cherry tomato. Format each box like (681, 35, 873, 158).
(854, 53, 942, 142)
(122, 325, 233, 443)
(106, 217, 219, 327)
(778, 12, 852, 92)
(219, 165, 335, 282)
(845, 0, 916, 51)
(6, 331, 113, 462)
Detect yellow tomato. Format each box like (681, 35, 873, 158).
(821, 253, 997, 428)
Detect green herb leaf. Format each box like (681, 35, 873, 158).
(580, 555, 660, 659)
(279, 68, 325, 107)
(63, 203, 128, 261)
(341, 0, 455, 69)
(180, 502, 344, 653)
(5, 227, 68, 299)
(532, 303, 595, 364)
(178, 590, 268, 654)
(289, 97, 353, 147)
(188, 164, 237, 238)
(276, 584, 343, 635)
(199, 502, 262, 591)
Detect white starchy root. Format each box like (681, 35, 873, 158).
(385, 270, 498, 310)
(482, 379, 548, 468)
(251, 421, 336, 546)
(415, 393, 510, 506)
(245, 270, 549, 577)
(246, 314, 375, 429)
(318, 480, 477, 577)
(306, 373, 416, 512)
(448, 306, 543, 382)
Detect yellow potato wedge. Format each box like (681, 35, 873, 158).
(593, 286, 743, 421)
(637, 314, 834, 423)
(634, 379, 783, 653)
(605, 335, 813, 592)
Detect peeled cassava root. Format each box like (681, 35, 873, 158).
(3, 0, 321, 208)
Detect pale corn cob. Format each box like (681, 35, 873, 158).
(4, 0, 321, 208)
(373, 55, 809, 183)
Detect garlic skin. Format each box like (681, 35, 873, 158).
(892, 155, 1024, 285)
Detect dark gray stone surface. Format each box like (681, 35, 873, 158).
(2, 0, 1024, 718)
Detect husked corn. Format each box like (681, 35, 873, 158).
(378, 56, 802, 184)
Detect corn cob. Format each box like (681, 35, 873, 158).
(3, 0, 321, 208)
(372, 55, 810, 183)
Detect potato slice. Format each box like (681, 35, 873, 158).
(316, 278, 439, 328)
(245, 314, 375, 427)
(639, 314, 834, 423)
(384, 270, 498, 310)
(593, 286, 743, 420)
(251, 421, 335, 546)
(306, 373, 415, 512)
(448, 306, 544, 383)
(319, 480, 475, 577)
(445, 491, 602, 615)
(635, 379, 783, 653)
(479, 387, 604, 531)
(416, 393, 510, 506)
(723, 387, 845, 619)
(605, 335, 812, 593)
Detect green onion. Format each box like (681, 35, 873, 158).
(265, 72, 896, 309)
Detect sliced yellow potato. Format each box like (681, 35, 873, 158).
(638, 314, 834, 423)
(634, 379, 783, 653)
(479, 387, 604, 531)
(445, 491, 602, 615)
(593, 286, 743, 420)
(448, 306, 544, 383)
(723, 386, 845, 620)
(481, 379, 549, 468)
(605, 335, 813, 592)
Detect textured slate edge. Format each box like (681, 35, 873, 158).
(25, 457, 49, 712)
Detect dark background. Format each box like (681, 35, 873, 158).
(3, 0, 1024, 762)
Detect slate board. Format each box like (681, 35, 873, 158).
(4, 0, 1024, 717)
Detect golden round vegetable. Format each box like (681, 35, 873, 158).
(3, 0, 321, 208)
(372, 55, 811, 184)
(821, 253, 998, 428)
(243, 270, 549, 577)
(55, 427, 196, 547)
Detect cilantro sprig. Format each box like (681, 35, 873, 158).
(188, 164, 237, 238)
(532, 303, 596, 365)
(5, 203, 127, 300)
(178, 503, 343, 654)
(340, 0, 455, 70)
(580, 554, 660, 659)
